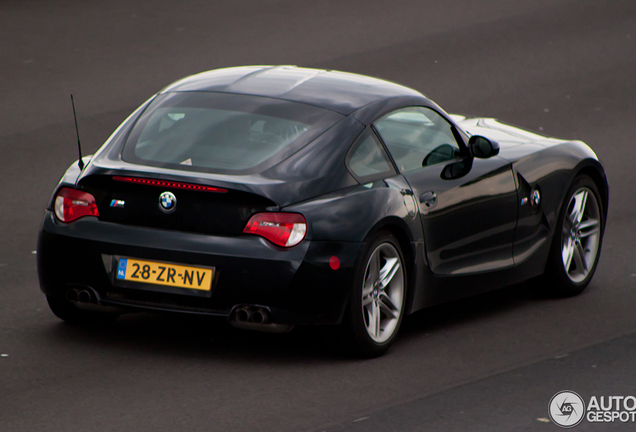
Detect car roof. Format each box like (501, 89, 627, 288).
(160, 66, 423, 115)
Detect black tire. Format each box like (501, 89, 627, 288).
(342, 231, 407, 358)
(543, 175, 604, 297)
(46, 295, 119, 325)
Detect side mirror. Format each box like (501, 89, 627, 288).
(468, 135, 500, 159)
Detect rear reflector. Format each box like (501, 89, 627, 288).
(113, 176, 227, 193)
(54, 187, 100, 223)
(243, 213, 307, 247)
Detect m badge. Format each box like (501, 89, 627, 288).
(110, 199, 125, 208)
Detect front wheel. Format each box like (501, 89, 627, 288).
(543, 175, 604, 296)
(344, 232, 407, 357)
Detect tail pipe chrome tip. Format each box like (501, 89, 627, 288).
(77, 290, 93, 303)
(65, 287, 97, 304)
(230, 305, 292, 333)
(65, 289, 79, 302)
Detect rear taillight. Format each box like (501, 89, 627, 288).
(54, 187, 100, 223)
(243, 213, 307, 247)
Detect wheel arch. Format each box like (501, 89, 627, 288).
(575, 163, 609, 225)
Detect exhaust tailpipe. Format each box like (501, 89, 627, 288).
(251, 308, 269, 324)
(229, 305, 292, 333)
(66, 289, 79, 302)
(235, 307, 251, 323)
(63, 287, 123, 314)
(77, 290, 92, 303)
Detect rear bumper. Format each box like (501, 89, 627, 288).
(37, 211, 362, 325)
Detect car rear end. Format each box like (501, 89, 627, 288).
(37, 91, 362, 327)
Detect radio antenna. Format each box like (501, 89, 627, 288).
(70, 94, 85, 171)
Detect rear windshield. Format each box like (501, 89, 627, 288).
(122, 92, 343, 174)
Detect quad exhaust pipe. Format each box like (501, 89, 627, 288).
(64, 287, 125, 314)
(231, 305, 293, 333)
(234, 306, 271, 324)
(235, 306, 270, 324)
(66, 288, 95, 303)
(64, 290, 291, 330)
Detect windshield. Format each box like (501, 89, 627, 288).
(122, 92, 342, 174)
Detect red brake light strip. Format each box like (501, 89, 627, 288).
(113, 176, 227, 193)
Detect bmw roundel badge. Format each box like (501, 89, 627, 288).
(159, 191, 177, 213)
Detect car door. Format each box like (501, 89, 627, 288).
(374, 107, 518, 275)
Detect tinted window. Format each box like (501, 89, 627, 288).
(123, 92, 343, 174)
(375, 107, 461, 172)
(347, 129, 394, 181)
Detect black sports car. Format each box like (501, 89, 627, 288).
(38, 66, 608, 356)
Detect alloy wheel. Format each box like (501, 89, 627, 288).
(361, 242, 405, 343)
(561, 187, 601, 283)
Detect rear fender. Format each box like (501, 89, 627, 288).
(285, 180, 422, 243)
(285, 179, 426, 315)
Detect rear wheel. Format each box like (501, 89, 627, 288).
(344, 232, 407, 357)
(543, 175, 604, 296)
(46, 295, 119, 324)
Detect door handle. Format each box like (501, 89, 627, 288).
(400, 189, 414, 196)
(419, 191, 437, 208)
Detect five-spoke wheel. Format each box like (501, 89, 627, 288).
(345, 232, 406, 357)
(361, 242, 404, 344)
(545, 175, 604, 296)
(561, 186, 601, 283)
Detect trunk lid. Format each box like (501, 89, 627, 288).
(78, 173, 276, 236)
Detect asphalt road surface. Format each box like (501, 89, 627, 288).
(2, 1, 636, 431)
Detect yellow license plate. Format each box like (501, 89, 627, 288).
(116, 258, 214, 291)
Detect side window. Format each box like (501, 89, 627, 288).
(347, 129, 395, 181)
(374, 107, 461, 173)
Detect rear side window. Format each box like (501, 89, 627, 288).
(346, 129, 395, 181)
(123, 92, 343, 174)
